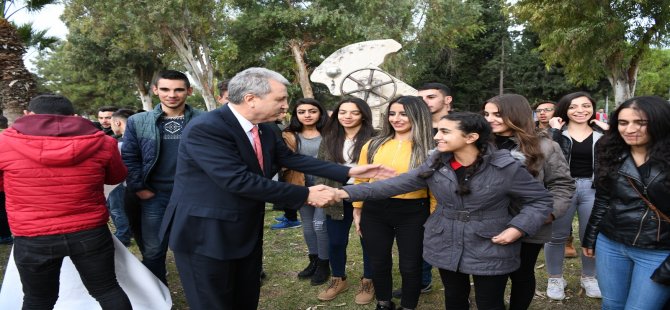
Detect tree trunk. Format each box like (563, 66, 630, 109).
(0, 18, 36, 125)
(289, 39, 313, 98)
(134, 70, 155, 111)
(163, 26, 217, 111)
(608, 66, 637, 106)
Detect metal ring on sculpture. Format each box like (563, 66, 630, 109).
(339, 68, 397, 107)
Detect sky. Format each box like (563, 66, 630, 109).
(8, 1, 68, 71)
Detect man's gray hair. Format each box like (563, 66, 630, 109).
(227, 68, 290, 104)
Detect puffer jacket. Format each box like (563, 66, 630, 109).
(343, 148, 552, 275)
(0, 115, 127, 237)
(583, 153, 670, 284)
(506, 136, 575, 243)
(121, 104, 203, 192)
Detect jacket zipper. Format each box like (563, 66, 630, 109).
(633, 208, 649, 246)
(624, 171, 661, 244)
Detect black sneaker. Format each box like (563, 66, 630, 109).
(392, 283, 432, 298)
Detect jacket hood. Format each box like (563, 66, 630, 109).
(3, 115, 107, 166)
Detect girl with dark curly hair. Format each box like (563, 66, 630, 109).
(582, 96, 670, 309)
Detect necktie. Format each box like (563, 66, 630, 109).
(251, 125, 264, 171)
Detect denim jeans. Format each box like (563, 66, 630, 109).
(299, 204, 329, 259)
(106, 184, 131, 245)
(596, 234, 670, 310)
(13, 226, 131, 310)
(421, 259, 433, 286)
(139, 190, 172, 284)
(544, 178, 596, 276)
(326, 201, 372, 278)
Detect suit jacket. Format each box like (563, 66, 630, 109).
(160, 105, 349, 260)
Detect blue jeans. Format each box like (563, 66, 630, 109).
(13, 226, 131, 310)
(326, 201, 372, 278)
(545, 178, 596, 276)
(106, 184, 131, 245)
(300, 204, 329, 259)
(422, 260, 433, 286)
(140, 190, 171, 284)
(596, 234, 670, 310)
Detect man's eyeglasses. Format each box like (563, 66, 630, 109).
(535, 108, 555, 113)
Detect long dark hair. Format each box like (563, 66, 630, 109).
(321, 97, 374, 164)
(285, 98, 328, 133)
(284, 98, 328, 151)
(484, 94, 544, 177)
(596, 96, 670, 188)
(420, 112, 492, 196)
(554, 91, 604, 131)
(367, 96, 434, 169)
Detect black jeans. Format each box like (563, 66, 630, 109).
(508, 242, 544, 310)
(0, 192, 11, 238)
(360, 198, 429, 309)
(13, 226, 131, 310)
(439, 269, 509, 310)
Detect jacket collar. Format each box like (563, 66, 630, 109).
(151, 103, 197, 120)
(618, 152, 663, 185)
(219, 105, 267, 175)
(435, 146, 509, 181)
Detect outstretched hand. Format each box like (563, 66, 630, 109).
(306, 185, 338, 207)
(353, 207, 362, 237)
(349, 164, 397, 180)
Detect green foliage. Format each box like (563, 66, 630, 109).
(35, 42, 144, 114)
(514, 0, 670, 100)
(222, 0, 482, 104)
(2, 0, 58, 19)
(428, 0, 507, 111)
(13, 22, 59, 51)
(636, 48, 670, 97)
(505, 31, 576, 104)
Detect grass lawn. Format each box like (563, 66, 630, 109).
(0, 205, 601, 309)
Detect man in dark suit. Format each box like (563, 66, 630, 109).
(160, 67, 393, 310)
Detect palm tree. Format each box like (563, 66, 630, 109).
(1, 0, 58, 124)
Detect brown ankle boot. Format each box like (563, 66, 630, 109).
(565, 235, 578, 258)
(355, 277, 375, 305)
(317, 277, 349, 301)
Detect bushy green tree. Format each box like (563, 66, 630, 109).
(515, 0, 670, 104)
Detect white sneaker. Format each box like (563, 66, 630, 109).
(580, 276, 602, 298)
(547, 277, 567, 300)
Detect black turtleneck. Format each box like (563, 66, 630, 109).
(495, 135, 517, 151)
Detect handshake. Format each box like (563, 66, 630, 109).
(304, 163, 397, 207)
(306, 185, 349, 207)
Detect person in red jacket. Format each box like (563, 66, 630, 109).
(0, 95, 131, 310)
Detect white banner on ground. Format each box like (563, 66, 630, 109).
(0, 236, 172, 310)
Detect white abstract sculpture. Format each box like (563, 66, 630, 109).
(310, 39, 417, 128)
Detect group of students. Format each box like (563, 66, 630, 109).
(276, 85, 670, 310)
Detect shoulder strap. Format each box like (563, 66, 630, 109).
(626, 177, 670, 223)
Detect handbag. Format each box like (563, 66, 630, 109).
(626, 177, 670, 223)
